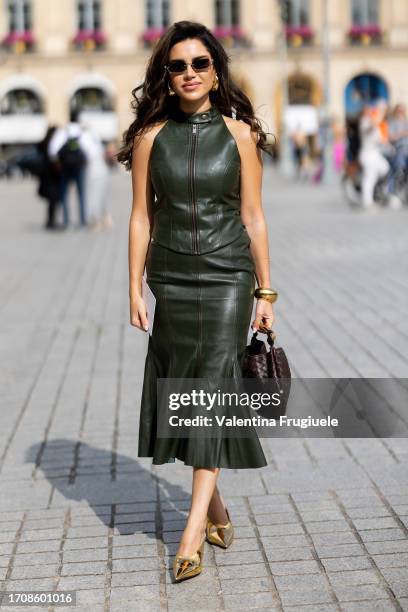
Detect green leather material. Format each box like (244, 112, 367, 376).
(138, 104, 267, 469)
(149, 104, 247, 254)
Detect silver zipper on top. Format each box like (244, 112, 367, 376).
(189, 123, 199, 254)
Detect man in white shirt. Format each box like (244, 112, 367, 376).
(48, 109, 96, 228)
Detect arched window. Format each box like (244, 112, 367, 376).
(71, 87, 113, 113)
(0, 88, 43, 115)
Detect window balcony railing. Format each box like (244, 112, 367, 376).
(141, 26, 167, 48)
(347, 24, 383, 46)
(285, 25, 314, 47)
(1, 31, 35, 53)
(212, 25, 251, 48)
(72, 29, 107, 51)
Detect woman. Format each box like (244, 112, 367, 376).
(358, 103, 390, 207)
(117, 21, 276, 582)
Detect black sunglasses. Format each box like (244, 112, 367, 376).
(165, 57, 214, 74)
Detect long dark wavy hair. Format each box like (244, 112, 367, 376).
(117, 20, 275, 170)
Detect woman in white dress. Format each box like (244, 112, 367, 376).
(82, 125, 114, 230)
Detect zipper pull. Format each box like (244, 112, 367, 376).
(192, 124, 197, 134)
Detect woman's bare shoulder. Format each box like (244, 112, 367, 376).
(132, 120, 168, 152)
(222, 114, 259, 146)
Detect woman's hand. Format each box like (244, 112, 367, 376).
(130, 294, 149, 332)
(252, 298, 275, 332)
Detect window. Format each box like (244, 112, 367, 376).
(7, 0, 32, 33)
(351, 0, 379, 26)
(215, 0, 240, 27)
(145, 0, 169, 29)
(77, 0, 102, 31)
(71, 87, 113, 113)
(0, 89, 42, 115)
(284, 0, 309, 26)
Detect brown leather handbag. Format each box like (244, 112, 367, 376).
(242, 325, 292, 418)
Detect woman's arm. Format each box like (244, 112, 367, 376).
(237, 123, 271, 288)
(128, 128, 157, 331)
(232, 120, 275, 331)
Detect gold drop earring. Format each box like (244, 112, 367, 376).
(211, 74, 219, 91)
(168, 82, 176, 96)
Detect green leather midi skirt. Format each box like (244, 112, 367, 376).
(138, 229, 268, 469)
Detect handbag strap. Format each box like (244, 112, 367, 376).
(252, 327, 276, 347)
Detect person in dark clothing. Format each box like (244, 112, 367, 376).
(37, 126, 62, 230)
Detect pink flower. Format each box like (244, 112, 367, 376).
(213, 25, 233, 38)
(2, 30, 35, 45)
(349, 24, 381, 37)
(142, 27, 166, 42)
(285, 25, 313, 38)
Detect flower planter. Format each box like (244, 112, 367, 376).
(212, 25, 251, 48)
(142, 27, 167, 48)
(1, 31, 35, 53)
(285, 25, 314, 47)
(347, 25, 382, 46)
(73, 30, 107, 51)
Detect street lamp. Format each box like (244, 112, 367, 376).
(277, 0, 292, 177)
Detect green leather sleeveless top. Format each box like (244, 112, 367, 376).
(149, 104, 246, 255)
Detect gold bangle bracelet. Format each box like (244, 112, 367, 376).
(254, 288, 278, 303)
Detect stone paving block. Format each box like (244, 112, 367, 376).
(222, 590, 279, 610)
(213, 550, 265, 566)
(16, 539, 61, 553)
(274, 572, 329, 592)
(112, 556, 159, 573)
(74, 588, 106, 605)
(346, 507, 392, 519)
(333, 583, 391, 602)
(278, 587, 334, 607)
(167, 596, 221, 612)
(352, 517, 399, 530)
(63, 548, 108, 563)
(218, 562, 269, 580)
(283, 605, 338, 612)
(398, 597, 408, 612)
(314, 544, 365, 558)
(327, 569, 380, 587)
(265, 547, 315, 563)
(112, 544, 157, 558)
(303, 520, 350, 533)
(365, 540, 408, 555)
(110, 584, 160, 603)
(321, 556, 372, 572)
(260, 534, 310, 548)
(110, 570, 160, 588)
(63, 536, 108, 550)
(338, 601, 397, 612)
(256, 522, 303, 536)
(310, 531, 359, 547)
(269, 560, 321, 575)
(61, 561, 107, 575)
(359, 528, 406, 542)
(10, 563, 57, 579)
(219, 576, 272, 595)
(57, 574, 106, 590)
(372, 553, 408, 569)
(379, 567, 408, 597)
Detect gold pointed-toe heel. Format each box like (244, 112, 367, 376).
(206, 507, 234, 549)
(173, 538, 205, 582)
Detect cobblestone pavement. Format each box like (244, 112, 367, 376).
(0, 166, 407, 612)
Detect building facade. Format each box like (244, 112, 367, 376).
(0, 0, 407, 149)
